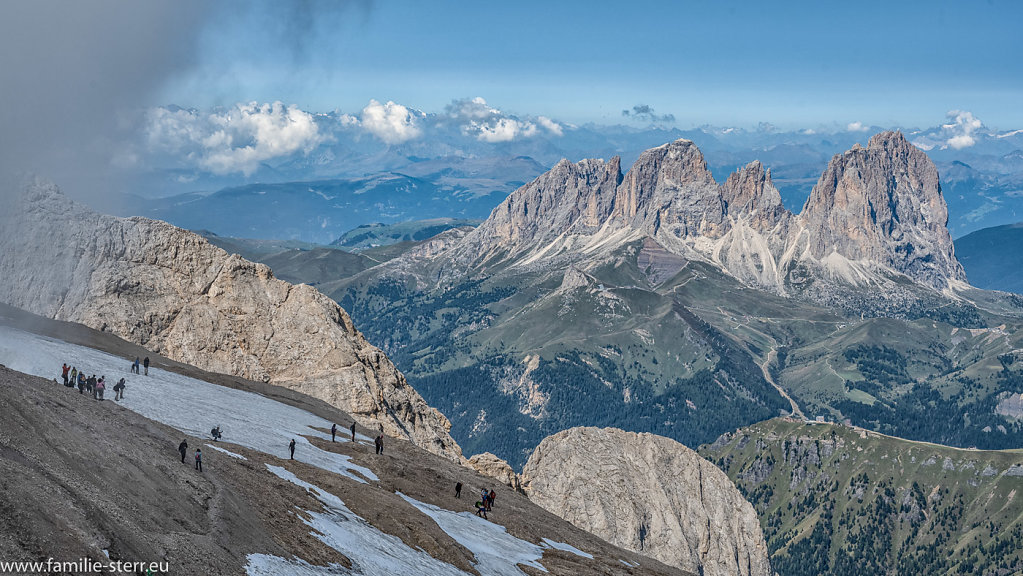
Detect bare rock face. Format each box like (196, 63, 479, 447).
(444, 132, 966, 295)
(521, 427, 771, 576)
(798, 131, 966, 290)
(0, 180, 462, 461)
(471, 157, 623, 253)
(467, 452, 522, 492)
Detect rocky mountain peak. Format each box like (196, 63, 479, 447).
(720, 160, 790, 233)
(470, 155, 622, 251)
(799, 130, 966, 290)
(613, 139, 717, 221)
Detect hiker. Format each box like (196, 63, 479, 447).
(331, 423, 337, 442)
(480, 489, 490, 511)
(69, 367, 77, 388)
(178, 440, 188, 463)
(374, 435, 383, 455)
(475, 500, 487, 519)
(143, 356, 150, 376)
(455, 482, 462, 498)
(211, 426, 222, 441)
(289, 439, 296, 460)
(61, 364, 69, 386)
(195, 448, 203, 472)
(77, 372, 86, 394)
(131, 357, 140, 374)
(350, 422, 356, 442)
(488, 489, 496, 511)
(95, 376, 105, 400)
(86, 375, 96, 395)
(113, 378, 125, 401)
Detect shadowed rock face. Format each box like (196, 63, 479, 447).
(521, 427, 771, 576)
(0, 180, 462, 461)
(799, 131, 966, 290)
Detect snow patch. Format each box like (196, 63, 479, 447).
(397, 492, 547, 575)
(540, 538, 593, 559)
(206, 444, 247, 460)
(261, 465, 468, 576)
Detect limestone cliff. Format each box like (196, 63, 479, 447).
(0, 180, 462, 461)
(796, 131, 966, 291)
(521, 427, 771, 576)
(440, 132, 967, 295)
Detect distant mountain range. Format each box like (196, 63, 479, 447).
(119, 113, 1023, 242)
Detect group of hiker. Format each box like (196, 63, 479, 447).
(470, 486, 497, 519)
(59, 363, 125, 401)
(129, 356, 150, 375)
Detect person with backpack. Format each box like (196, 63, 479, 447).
(143, 356, 150, 376)
(69, 367, 78, 388)
(61, 364, 69, 386)
(488, 489, 496, 511)
(331, 423, 337, 442)
(374, 435, 383, 455)
(178, 440, 188, 463)
(113, 378, 125, 401)
(95, 376, 105, 400)
(475, 500, 487, 519)
(131, 357, 140, 374)
(77, 372, 86, 394)
(289, 439, 296, 460)
(86, 375, 96, 395)
(211, 426, 222, 441)
(455, 482, 462, 498)
(194, 448, 203, 472)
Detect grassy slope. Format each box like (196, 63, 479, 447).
(699, 418, 1023, 576)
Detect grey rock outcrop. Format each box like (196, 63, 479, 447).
(796, 131, 966, 290)
(0, 180, 462, 461)
(521, 427, 771, 576)
(467, 452, 522, 492)
(440, 131, 966, 294)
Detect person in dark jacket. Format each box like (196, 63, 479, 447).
(331, 423, 337, 442)
(114, 378, 125, 401)
(289, 439, 296, 460)
(178, 440, 188, 463)
(350, 422, 356, 442)
(194, 448, 202, 472)
(131, 357, 140, 374)
(455, 482, 462, 498)
(374, 435, 383, 455)
(77, 373, 86, 394)
(143, 356, 150, 375)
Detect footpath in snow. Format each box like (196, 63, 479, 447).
(0, 326, 375, 482)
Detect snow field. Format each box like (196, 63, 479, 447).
(0, 326, 376, 482)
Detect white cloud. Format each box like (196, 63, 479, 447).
(536, 116, 563, 137)
(847, 121, 868, 132)
(445, 96, 500, 120)
(471, 118, 538, 143)
(943, 110, 983, 149)
(360, 99, 422, 144)
(145, 102, 325, 176)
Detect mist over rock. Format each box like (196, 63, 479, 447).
(0, 179, 462, 461)
(521, 427, 771, 576)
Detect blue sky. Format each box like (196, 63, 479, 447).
(163, 0, 1023, 129)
